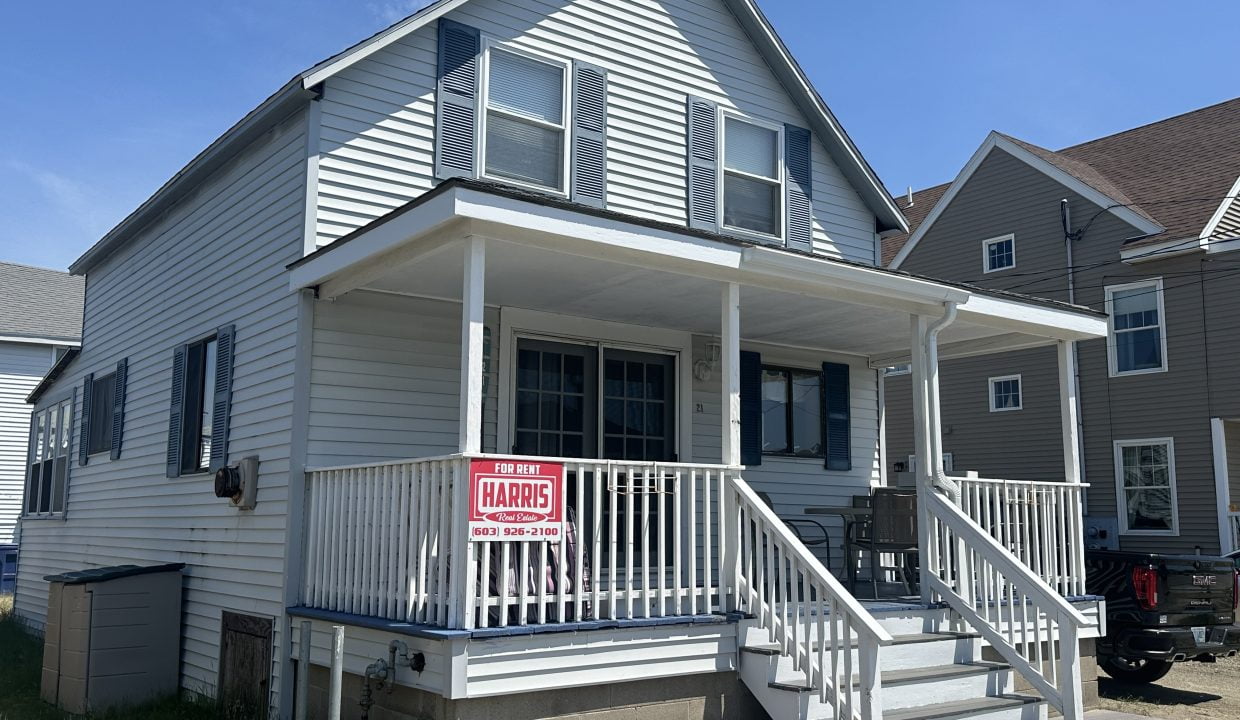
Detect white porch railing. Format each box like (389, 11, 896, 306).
(729, 478, 892, 719)
(924, 488, 1096, 720)
(956, 477, 1089, 597)
(303, 454, 745, 629)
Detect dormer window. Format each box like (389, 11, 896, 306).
(722, 115, 783, 238)
(983, 234, 1016, 273)
(482, 46, 570, 193)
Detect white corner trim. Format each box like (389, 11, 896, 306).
(1104, 277, 1168, 378)
(1211, 418, 1233, 553)
(981, 233, 1016, 274)
(890, 133, 1165, 269)
(1113, 437, 1179, 537)
(987, 373, 1022, 412)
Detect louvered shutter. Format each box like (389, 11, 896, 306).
(110, 358, 127, 460)
(166, 346, 187, 477)
(823, 362, 851, 471)
(571, 61, 608, 208)
(785, 124, 813, 252)
(78, 374, 93, 466)
(434, 19, 481, 180)
(739, 351, 762, 467)
(686, 96, 719, 231)
(209, 325, 236, 473)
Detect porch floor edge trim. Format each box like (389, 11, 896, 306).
(286, 606, 740, 640)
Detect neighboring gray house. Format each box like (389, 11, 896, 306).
(14, 2, 1108, 719)
(0, 262, 83, 589)
(885, 97, 1240, 556)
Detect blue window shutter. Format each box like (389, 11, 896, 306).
(110, 358, 127, 460)
(166, 346, 186, 477)
(740, 351, 762, 466)
(571, 61, 608, 208)
(785, 124, 813, 252)
(686, 96, 719, 232)
(823, 362, 851, 471)
(78, 373, 94, 466)
(434, 19, 481, 180)
(209, 325, 236, 473)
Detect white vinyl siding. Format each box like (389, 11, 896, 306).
(1114, 437, 1179, 536)
(0, 342, 58, 542)
(14, 110, 307, 715)
(313, 0, 879, 262)
(1106, 278, 1167, 376)
(988, 374, 1022, 412)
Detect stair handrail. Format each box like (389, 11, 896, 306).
(923, 487, 1094, 720)
(728, 473, 892, 720)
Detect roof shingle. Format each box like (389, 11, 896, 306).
(0, 261, 85, 342)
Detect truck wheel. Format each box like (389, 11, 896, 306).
(1102, 656, 1174, 684)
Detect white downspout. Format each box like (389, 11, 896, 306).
(925, 301, 959, 499)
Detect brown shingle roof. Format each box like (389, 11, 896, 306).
(881, 183, 948, 266)
(883, 96, 1240, 264)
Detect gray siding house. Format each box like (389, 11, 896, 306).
(15, 2, 1109, 719)
(0, 262, 83, 589)
(886, 98, 1240, 556)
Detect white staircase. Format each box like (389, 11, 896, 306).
(738, 606, 1047, 720)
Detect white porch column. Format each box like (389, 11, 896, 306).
(1057, 341, 1082, 485)
(459, 237, 486, 454)
(721, 282, 741, 467)
(910, 315, 935, 603)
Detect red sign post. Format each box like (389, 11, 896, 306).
(467, 458, 565, 542)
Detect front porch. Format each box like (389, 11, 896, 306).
(286, 180, 1109, 719)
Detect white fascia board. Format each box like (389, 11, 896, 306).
(890, 133, 1165, 269)
(0, 335, 80, 347)
(1201, 174, 1240, 250)
(299, 0, 468, 89)
(954, 293, 1108, 342)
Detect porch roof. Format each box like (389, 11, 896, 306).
(289, 179, 1107, 365)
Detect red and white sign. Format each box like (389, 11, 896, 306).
(468, 458, 564, 542)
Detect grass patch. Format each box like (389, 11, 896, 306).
(0, 595, 237, 720)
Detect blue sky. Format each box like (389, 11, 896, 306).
(2, 1, 1237, 271)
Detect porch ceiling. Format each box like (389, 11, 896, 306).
(291, 181, 1107, 365)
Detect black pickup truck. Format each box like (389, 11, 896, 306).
(1086, 550, 1240, 683)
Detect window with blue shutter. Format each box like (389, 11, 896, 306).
(434, 19, 481, 180)
(784, 124, 813, 252)
(78, 373, 93, 466)
(209, 325, 236, 472)
(822, 362, 851, 471)
(166, 325, 236, 476)
(739, 351, 762, 466)
(571, 61, 608, 207)
(110, 358, 127, 460)
(166, 346, 186, 478)
(686, 97, 720, 232)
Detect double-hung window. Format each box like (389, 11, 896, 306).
(168, 325, 235, 478)
(722, 115, 783, 238)
(1114, 438, 1178, 534)
(1106, 279, 1167, 376)
(482, 46, 569, 193)
(760, 366, 822, 457)
(181, 336, 218, 474)
(989, 374, 1022, 412)
(982, 234, 1015, 273)
(25, 395, 73, 516)
(85, 372, 116, 455)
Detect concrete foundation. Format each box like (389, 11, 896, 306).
(303, 665, 767, 720)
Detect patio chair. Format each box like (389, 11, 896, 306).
(756, 491, 832, 572)
(847, 488, 918, 599)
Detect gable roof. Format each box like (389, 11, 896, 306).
(881, 183, 947, 266)
(0, 261, 84, 343)
(886, 96, 1240, 267)
(70, 0, 906, 275)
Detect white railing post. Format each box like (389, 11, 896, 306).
(858, 642, 883, 720)
(1057, 610, 1084, 720)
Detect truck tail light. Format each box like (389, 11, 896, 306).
(1133, 566, 1159, 611)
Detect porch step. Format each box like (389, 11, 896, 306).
(882, 694, 1045, 720)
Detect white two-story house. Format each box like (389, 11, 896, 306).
(16, 2, 1109, 719)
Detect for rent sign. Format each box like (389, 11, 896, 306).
(468, 459, 565, 541)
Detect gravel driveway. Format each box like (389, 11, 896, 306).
(1099, 655, 1240, 718)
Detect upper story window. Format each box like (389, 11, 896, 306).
(722, 115, 783, 238)
(482, 46, 570, 193)
(989, 374, 1022, 412)
(25, 395, 73, 516)
(180, 336, 219, 474)
(1106, 279, 1166, 376)
(982, 234, 1015, 273)
(168, 325, 236, 478)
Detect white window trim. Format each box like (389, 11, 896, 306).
(22, 390, 75, 520)
(478, 38, 573, 197)
(1105, 278, 1168, 378)
(1114, 437, 1179, 536)
(717, 108, 785, 242)
(988, 374, 1023, 412)
(883, 364, 911, 377)
(907, 453, 954, 474)
(981, 234, 1016, 274)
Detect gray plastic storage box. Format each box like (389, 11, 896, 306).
(40, 563, 185, 714)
